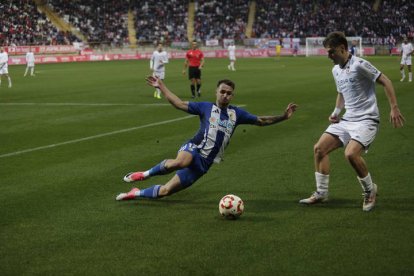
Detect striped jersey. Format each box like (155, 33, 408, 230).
(187, 102, 257, 165)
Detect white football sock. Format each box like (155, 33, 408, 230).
(358, 173, 373, 192)
(409, 72, 412, 81)
(400, 70, 405, 78)
(315, 172, 329, 194)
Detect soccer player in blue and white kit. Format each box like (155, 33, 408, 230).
(116, 77, 297, 201)
(300, 32, 405, 211)
(150, 43, 169, 99)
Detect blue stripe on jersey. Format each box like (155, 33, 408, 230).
(187, 102, 257, 165)
(206, 108, 228, 161)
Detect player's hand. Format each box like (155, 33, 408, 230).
(329, 115, 340, 123)
(145, 75, 160, 88)
(284, 103, 298, 119)
(198, 66, 203, 70)
(390, 106, 405, 128)
(182, 69, 186, 75)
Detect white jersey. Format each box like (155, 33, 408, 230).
(400, 43, 413, 65)
(26, 52, 35, 66)
(0, 51, 9, 71)
(228, 45, 236, 60)
(401, 43, 413, 57)
(150, 50, 168, 73)
(332, 55, 381, 122)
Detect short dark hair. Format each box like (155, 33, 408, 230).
(323, 31, 348, 50)
(217, 79, 235, 90)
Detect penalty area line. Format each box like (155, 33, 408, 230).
(0, 115, 194, 158)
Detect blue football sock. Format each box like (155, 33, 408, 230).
(149, 160, 168, 176)
(139, 185, 161, 198)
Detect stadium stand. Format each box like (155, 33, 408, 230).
(1, 0, 413, 47)
(47, 0, 129, 47)
(130, 0, 188, 45)
(0, 0, 77, 46)
(193, 0, 250, 41)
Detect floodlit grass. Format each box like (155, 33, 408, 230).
(1, 57, 413, 275)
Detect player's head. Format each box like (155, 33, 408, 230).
(323, 32, 348, 50)
(191, 41, 198, 49)
(157, 43, 163, 52)
(216, 79, 235, 108)
(0, 47, 3, 52)
(403, 37, 408, 44)
(323, 32, 349, 65)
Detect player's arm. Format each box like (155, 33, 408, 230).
(146, 76, 189, 111)
(329, 93, 344, 123)
(255, 103, 297, 126)
(376, 74, 405, 128)
(182, 58, 188, 75)
(150, 54, 155, 71)
(199, 57, 204, 69)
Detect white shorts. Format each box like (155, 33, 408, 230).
(153, 71, 165, 80)
(325, 120, 379, 148)
(27, 62, 35, 67)
(400, 56, 412, 66)
(229, 54, 236, 61)
(0, 65, 8, 75)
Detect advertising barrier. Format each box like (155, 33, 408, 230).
(6, 48, 376, 65)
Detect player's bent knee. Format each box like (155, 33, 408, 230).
(344, 150, 359, 162)
(314, 144, 326, 159)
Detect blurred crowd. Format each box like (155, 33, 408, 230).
(49, 0, 129, 47)
(131, 0, 188, 45)
(0, 0, 77, 46)
(1, 0, 413, 47)
(254, 0, 413, 43)
(193, 0, 249, 41)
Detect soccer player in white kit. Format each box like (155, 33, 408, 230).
(150, 43, 169, 99)
(24, 48, 36, 77)
(0, 47, 12, 88)
(299, 32, 405, 211)
(399, 37, 413, 82)
(227, 42, 236, 71)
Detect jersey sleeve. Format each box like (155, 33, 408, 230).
(357, 59, 381, 81)
(235, 107, 258, 125)
(187, 102, 204, 115)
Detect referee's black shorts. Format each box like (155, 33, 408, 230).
(188, 66, 201, 80)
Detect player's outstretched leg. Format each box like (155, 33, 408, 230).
(116, 187, 140, 200)
(123, 160, 169, 182)
(116, 185, 163, 201)
(123, 172, 145, 182)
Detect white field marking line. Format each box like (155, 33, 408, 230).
(0, 115, 194, 158)
(0, 104, 246, 159)
(0, 102, 170, 107)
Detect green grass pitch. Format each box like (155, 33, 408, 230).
(1, 56, 413, 275)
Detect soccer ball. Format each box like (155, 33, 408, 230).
(219, 194, 244, 219)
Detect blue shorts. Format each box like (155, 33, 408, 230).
(176, 143, 210, 188)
